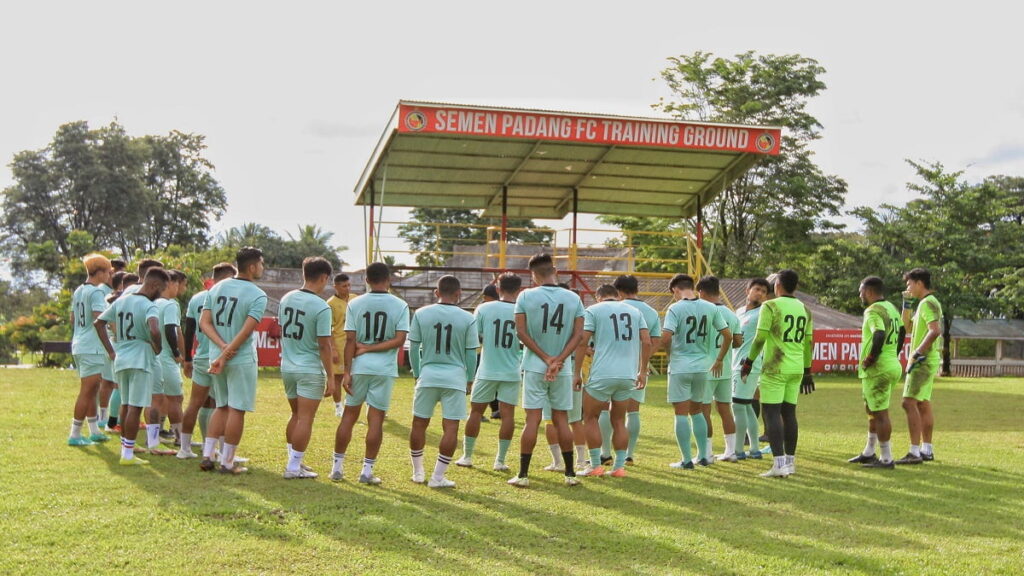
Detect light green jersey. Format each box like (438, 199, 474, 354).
(409, 303, 478, 389)
(156, 298, 181, 363)
(515, 285, 585, 376)
(911, 294, 943, 362)
(279, 289, 332, 374)
(474, 300, 521, 381)
(186, 290, 210, 360)
(584, 300, 648, 381)
(859, 300, 903, 378)
(750, 296, 813, 374)
(71, 283, 108, 355)
(344, 292, 410, 377)
(205, 278, 267, 366)
(713, 304, 741, 380)
(663, 298, 727, 374)
(98, 293, 160, 371)
(622, 298, 662, 340)
(733, 305, 764, 374)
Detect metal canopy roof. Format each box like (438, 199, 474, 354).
(355, 101, 782, 219)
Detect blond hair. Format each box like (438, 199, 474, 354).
(82, 253, 112, 276)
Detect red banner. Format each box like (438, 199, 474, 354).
(811, 330, 909, 374)
(256, 317, 282, 367)
(397, 103, 782, 155)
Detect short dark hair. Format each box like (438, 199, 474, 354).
(696, 275, 720, 296)
(143, 267, 166, 282)
(144, 267, 170, 284)
(669, 273, 694, 291)
(333, 273, 350, 284)
(123, 273, 139, 287)
(136, 258, 163, 276)
(212, 262, 237, 281)
(236, 247, 263, 272)
(482, 284, 499, 300)
(437, 275, 461, 296)
(169, 269, 188, 283)
(497, 273, 522, 295)
(528, 253, 553, 270)
(110, 258, 127, 272)
(613, 274, 639, 295)
(596, 284, 619, 300)
(365, 262, 390, 284)
(111, 271, 127, 291)
(302, 257, 333, 281)
(861, 276, 885, 295)
(748, 278, 770, 291)
(777, 269, 799, 293)
(903, 268, 932, 289)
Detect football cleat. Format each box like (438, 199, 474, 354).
(578, 465, 605, 477)
(454, 457, 473, 468)
(895, 453, 923, 465)
(506, 476, 529, 488)
(411, 471, 426, 484)
(67, 437, 95, 447)
(219, 464, 248, 475)
(921, 452, 935, 462)
(718, 452, 738, 463)
(735, 451, 747, 461)
(358, 474, 382, 485)
(848, 453, 878, 464)
(88, 433, 110, 443)
(862, 459, 895, 469)
(176, 450, 198, 460)
(492, 461, 510, 472)
(669, 461, 695, 470)
(198, 458, 216, 472)
(119, 457, 150, 466)
(283, 468, 317, 479)
(329, 470, 344, 482)
(609, 468, 627, 478)
(427, 477, 456, 489)
(625, 457, 635, 466)
(759, 466, 789, 478)
(542, 463, 565, 472)
(563, 476, 581, 487)
(697, 458, 712, 467)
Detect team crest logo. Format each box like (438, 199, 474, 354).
(404, 111, 427, 131)
(755, 133, 776, 152)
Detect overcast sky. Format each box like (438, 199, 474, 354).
(2, 1, 1021, 269)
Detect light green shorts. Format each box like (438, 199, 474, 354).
(585, 378, 635, 403)
(160, 359, 184, 396)
(192, 356, 212, 388)
(284, 372, 327, 401)
(668, 372, 706, 403)
(471, 379, 520, 406)
(150, 362, 165, 396)
(862, 364, 900, 412)
(732, 370, 760, 401)
(101, 356, 113, 382)
(759, 372, 802, 405)
(116, 368, 153, 408)
(413, 386, 467, 420)
(345, 374, 396, 412)
(523, 371, 572, 412)
(706, 377, 732, 404)
(74, 353, 107, 379)
(904, 359, 938, 402)
(211, 362, 258, 412)
(544, 387, 582, 422)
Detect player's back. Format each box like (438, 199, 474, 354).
(107, 293, 159, 371)
(207, 278, 268, 365)
(345, 292, 410, 377)
(859, 300, 902, 377)
(474, 300, 520, 381)
(734, 305, 764, 373)
(279, 289, 332, 374)
(912, 294, 943, 362)
(585, 300, 647, 381)
(623, 298, 662, 340)
(664, 297, 724, 373)
(410, 303, 477, 386)
(515, 285, 584, 374)
(156, 298, 181, 364)
(187, 290, 211, 358)
(758, 296, 812, 374)
(714, 304, 740, 380)
(71, 283, 106, 355)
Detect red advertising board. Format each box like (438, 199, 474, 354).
(256, 317, 282, 367)
(397, 103, 782, 155)
(812, 330, 909, 374)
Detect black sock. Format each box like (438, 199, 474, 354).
(763, 403, 785, 458)
(518, 453, 532, 478)
(562, 451, 575, 477)
(752, 398, 761, 418)
(781, 402, 798, 456)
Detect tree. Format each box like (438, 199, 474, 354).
(641, 51, 847, 277)
(398, 208, 553, 267)
(282, 225, 346, 269)
(1, 120, 227, 282)
(218, 223, 346, 269)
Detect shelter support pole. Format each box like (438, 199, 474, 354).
(500, 185, 508, 270)
(696, 197, 703, 278)
(368, 185, 375, 265)
(570, 187, 579, 273)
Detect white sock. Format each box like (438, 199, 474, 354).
(147, 424, 161, 449)
(724, 433, 736, 455)
(180, 433, 193, 451)
(332, 452, 346, 475)
(785, 455, 795, 466)
(70, 419, 83, 439)
(287, 449, 304, 473)
(98, 407, 109, 422)
(910, 444, 921, 457)
(922, 442, 933, 456)
(411, 449, 425, 476)
(171, 422, 181, 438)
(432, 454, 452, 482)
(864, 433, 878, 456)
(548, 444, 562, 466)
(361, 458, 375, 477)
(87, 417, 101, 436)
(773, 455, 786, 469)
(706, 438, 713, 456)
(880, 441, 892, 462)
(202, 437, 218, 459)
(574, 444, 586, 464)
(121, 438, 135, 460)
(287, 443, 294, 458)
(335, 402, 344, 411)
(221, 443, 237, 468)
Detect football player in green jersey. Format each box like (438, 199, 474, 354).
(408, 275, 479, 488)
(697, 276, 743, 462)
(897, 268, 943, 465)
(848, 276, 904, 469)
(279, 257, 335, 479)
(740, 270, 814, 478)
(69, 253, 114, 446)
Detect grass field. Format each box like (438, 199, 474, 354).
(2, 369, 1022, 575)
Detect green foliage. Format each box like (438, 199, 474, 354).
(218, 223, 347, 269)
(398, 208, 553, 267)
(4, 291, 69, 356)
(652, 51, 846, 277)
(0, 279, 51, 325)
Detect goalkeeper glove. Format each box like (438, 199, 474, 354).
(801, 369, 815, 394)
(739, 358, 754, 379)
(907, 352, 927, 374)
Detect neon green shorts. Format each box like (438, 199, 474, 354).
(283, 372, 326, 401)
(667, 372, 706, 403)
(345, 374, 396, 412)
(116, 368, 153, 408)
(705, 377, 732, 404)
(74, 353, 107, 379)
(413, 386, 467, 420)
(585, 378, 635, 403)
(159, 359, 183, 396)
(759, 372, 802, 405)
(904, 359, 938, 401)
(732, 370, 760, 400)
(211, 362, 258, 412)
(861, 364, 900, 412)
(471, 379, 520, 406)
(523, 371, 572, 412)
